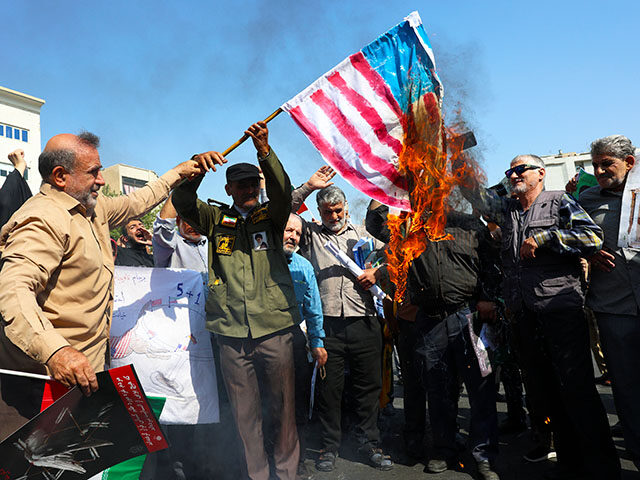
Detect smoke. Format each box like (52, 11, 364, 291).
(431, 35, 494, 181)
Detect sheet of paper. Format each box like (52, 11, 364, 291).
(110, 267, 219, 425)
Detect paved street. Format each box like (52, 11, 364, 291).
(298, 382, 639, 480)
(292, 378, 640, 480)
(185, 369, 639, 480)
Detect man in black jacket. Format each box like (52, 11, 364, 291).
(408, 210, 502, 480)
(114, 218, 154, 267)
(0, 149, 32, 228)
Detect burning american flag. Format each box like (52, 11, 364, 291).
(282, 11, 442, 212)
(283, 11, 475, 300)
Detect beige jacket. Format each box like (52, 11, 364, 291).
(0, 170, 180, 373)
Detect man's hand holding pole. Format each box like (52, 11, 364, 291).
(245, 122, 270, 158)
(47, 346, 98, 396)
(176, 152, 227, 180)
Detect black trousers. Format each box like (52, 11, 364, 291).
(396, 318, 427, 444)
(318, 316, 382, 452)
(415, 308, 498, 463)
(514, 307, 620, 480)
(596, 312, 640, 469)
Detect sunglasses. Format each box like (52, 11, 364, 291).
(505, 164, 541, 177)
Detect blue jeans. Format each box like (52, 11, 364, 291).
(415, 307, 498, 463)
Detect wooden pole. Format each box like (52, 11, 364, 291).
(222, 108, 283, 157)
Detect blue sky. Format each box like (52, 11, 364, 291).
(2, 0, 639, 221)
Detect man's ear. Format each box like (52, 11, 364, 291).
(50, 165, 68, 189)
(538, 167, 546, 182)
(625, 154, 636, 172)
(224, 184, 231, 196)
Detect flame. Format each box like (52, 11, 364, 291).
(544, 417, 551, 425)
(386, 92, 480, 302)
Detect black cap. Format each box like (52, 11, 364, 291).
(225, 163, 260, 183)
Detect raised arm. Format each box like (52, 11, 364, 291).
(241, 121, 293, 230)
(453, 154, 507, 225)
(291, 165, 336, 213)
(152, 196, 179, 267)
(103, 155, 222, 229)
(0, 150, 33, 226)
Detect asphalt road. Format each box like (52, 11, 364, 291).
(179, 371, 639, 480)
(298, 382, 639, 480)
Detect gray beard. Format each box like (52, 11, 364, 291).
(283, 244, 297, 255)
(69, 190, 97, 216)
(511, 183, 528, 195)
(324, 217, 347, 232)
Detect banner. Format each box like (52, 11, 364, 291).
(0, 365, 166, 480)
(110, 267, 219, 425)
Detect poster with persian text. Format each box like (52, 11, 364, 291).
(110, 267, 219, 425)
(0, 365, 167, 480)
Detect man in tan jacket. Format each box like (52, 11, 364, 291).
(0, 131, 221, 409)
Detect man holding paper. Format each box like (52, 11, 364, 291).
(282, 213, 326, 478)
(291, 172, 392, 473)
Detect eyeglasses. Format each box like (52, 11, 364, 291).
(505, 164, 541, 177)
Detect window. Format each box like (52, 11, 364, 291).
(0, 124, 28, 141)
(122, 176, 149, 194)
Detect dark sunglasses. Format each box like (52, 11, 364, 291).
(505, 164, 541, 177)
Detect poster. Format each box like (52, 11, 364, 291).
(618, 158, 640, 248)
(0, 365, 166, 480)
(110, 267, 219, 425)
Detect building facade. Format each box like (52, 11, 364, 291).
(540, 151, 594, 191)
(102, 163, 159, 195)
(0, 86, 45, 192)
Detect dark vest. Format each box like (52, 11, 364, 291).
(502, 190, 584, 313)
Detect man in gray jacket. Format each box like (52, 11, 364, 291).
(463, 153, 619, 480)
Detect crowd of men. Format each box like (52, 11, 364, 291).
(0, 126, 638, 480)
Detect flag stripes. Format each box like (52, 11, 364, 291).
(288, 104, 410, 210)
(111, 329, 133, 359)
(284, 53, 411, 210)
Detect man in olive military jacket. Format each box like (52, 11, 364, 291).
(172, 122, 300, 480)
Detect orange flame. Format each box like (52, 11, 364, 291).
(386, 92, 480, 302)
(544, 417, 551, 425)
